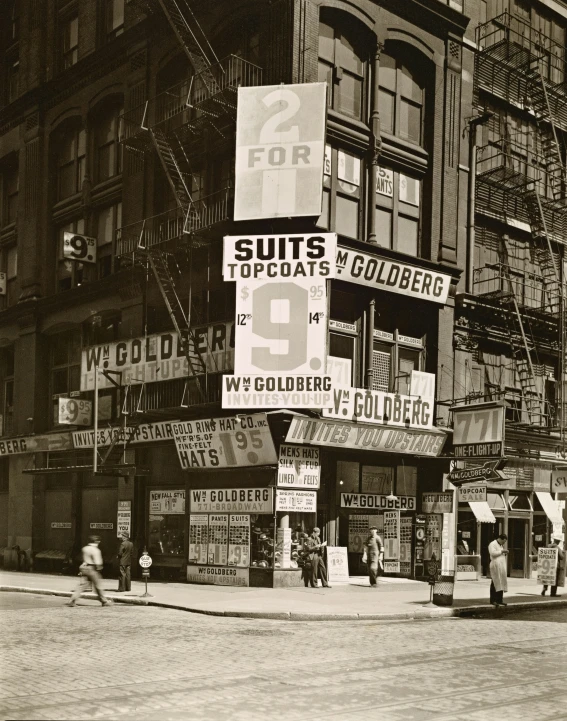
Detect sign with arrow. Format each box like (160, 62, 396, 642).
(448, 460, 506, 486)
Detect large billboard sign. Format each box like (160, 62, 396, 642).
(323, 387, 434, 429)
(80, 322, 234, 391)
(452, 402, 505, 458)
(234, 82, 327, 220)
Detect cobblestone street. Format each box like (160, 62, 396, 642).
(0, 594, 566, 721)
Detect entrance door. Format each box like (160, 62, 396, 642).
(508, 518, 528, 578)
(480, 519, 501, 576)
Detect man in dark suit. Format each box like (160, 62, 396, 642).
(117, 533, 134, 592)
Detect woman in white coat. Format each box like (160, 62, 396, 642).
(488, 533, 508, 606)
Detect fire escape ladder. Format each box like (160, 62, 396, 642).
(500, 239, 544, 425)
(146, 248, 209, 404)
(157, 0, 220, 95)
(149, 127, 193, 211)
(99, 424, 139, 470)
(525, 65, 565, 201)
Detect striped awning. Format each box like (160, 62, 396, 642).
(535, 492, 563, 524)
(468, 501, 496, 523)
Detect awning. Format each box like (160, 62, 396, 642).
(468, 501, 496, 523)
(535, 492, 563, 524)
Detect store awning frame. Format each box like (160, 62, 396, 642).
(535, 491, 563, 524)
(468, 500, 496, 523)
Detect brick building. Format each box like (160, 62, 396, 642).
(2, 0, 533, 587)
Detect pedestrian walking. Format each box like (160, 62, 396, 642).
(304, 527, 331, 588)
(66, 535, 112, 607)
(117, 532, 134, 592)
(541, 535, 565, 597)
(364, 527, 384, 588)
(488, 533, 508, 606)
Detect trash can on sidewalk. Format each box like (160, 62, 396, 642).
(432, 571, 455, 607)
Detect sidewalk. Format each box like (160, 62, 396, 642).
(1, 570, 566, 621)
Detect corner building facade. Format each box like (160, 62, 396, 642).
(0, 0, 475, 585)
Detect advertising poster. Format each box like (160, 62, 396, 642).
(458, 486, 487, 503)
(537, 547, 559, 586)
(275, 489, 317, 513)
(189, 514, 209, 565)
(149, 490, 185, 514)
(341, 493, 416, 511)
(172, 413, 277, 470)
(208, 515, 228, 566)
(80, 322, 234, 391)
(383, 510, 400, 560)
(190, 488, 274, 514)
(234, 83, 327, 220)
(323, 387, 434, 429)
(326, 547, 349, 583)
(383, 561, 400, 574)
(187, 565, 249, 586)
(399, 516, 412, 575)
(424, 514, 442, 561)
(348, 515, 369, 553)
(228, 514, 250, 568)
(275, 527, 292, 569)
(422, 492, 454, 514)
(117, 500, 131, 539)
(277, 444, 320, 488)
(58, 398, 92, 426)
(452, 402, 505, 459)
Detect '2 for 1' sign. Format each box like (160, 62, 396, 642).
(234, 83, 327, 220)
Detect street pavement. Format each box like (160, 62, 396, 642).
(1, 570, 566, 620)
(0, 591, 565, 720)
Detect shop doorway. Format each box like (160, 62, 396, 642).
(507, 518, 528, 578)
(480, 521, 499, 576)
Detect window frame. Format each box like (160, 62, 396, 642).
(379, 52, 426, 147)
(1, 164, 18, 227)
(95, 103, 123, 184)
(61, 13, 79, 70)
(55, 125, 86, 201)
(371, 329, 426, 395)
(317, 144, 364, 240)
(95, 201, 122, 279)
(49, 330, 82, 428)
(1, 346, 15, 436)
(105, 0, 124, 41)
(375, 165, 421, 256)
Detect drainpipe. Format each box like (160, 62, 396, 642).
(367, 43, 384, 245)
(466, 113, 493, 293)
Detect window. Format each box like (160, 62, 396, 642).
(6, 58, 19, 104)
(2, 165, 18, 226)
(61, 15, 79, 69)
(317, 145, 362, 239)
(375, 166, 421, 256)
(95, 104, 123, 183)
(5, 246, 17, 305)
(379, 52, 425, 146)
(371, 330, 425, 394)
(95, 202, 121, 278)
(105, 0, 124, 40)
(55, 126, 85, 200)
(50, 330, 81, 426)
(2, 346, 14, 436)
(57, 218, 85, 291)
(318, 11, 369, 120)
(10, 1, 20, 42)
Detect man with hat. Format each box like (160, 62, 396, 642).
(303, 527, 331, 588)
(541, 535, 565, 597)
(117, 532, 134, 593)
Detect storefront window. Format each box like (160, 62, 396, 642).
(396, 465, 417, 496)
(148, 489, 185, 556)
(250, 515, 275, 568)
(337, 460, 359, 493)
(361, 466, 393, 494)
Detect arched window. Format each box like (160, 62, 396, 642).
(53, 123, 85, 200)
(379, 51, 426, 146)
(318, 10, 370, 120)
(94, 100, 123, 183)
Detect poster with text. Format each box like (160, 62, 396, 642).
(383, 510, 400, 560)
(228, 514, 250, 567)
(189, 514, 208, 565)
(208, 515, 228, 566)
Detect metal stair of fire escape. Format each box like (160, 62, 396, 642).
(500, 239, 545, 426)
(146, 249, 209, 404)
(150, 128, 193, 211)
(98, 423, 139, 473)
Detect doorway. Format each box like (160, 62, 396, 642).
(507, 517, 528, 578)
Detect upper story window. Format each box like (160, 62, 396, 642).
(372, 329, 425, 395)
(1, 164, 18, 227)
(55, 125, 85, 200)
(318, 145, 363, 239)
(105, 0, 124, 40)
(5, 58, 19, 104)
(50, 330, 81, 426)
(318, 10, 370, 121)
(61, 15, 79, 69)
(56, 218, 85, 292)
(95, 202, 121, 278)
(379, 52, 426, 146)
(10, 1, 20, 42)
(1, 346, 14, 436)
(375, 166, 421, 257)
(95, 102, 123, 183)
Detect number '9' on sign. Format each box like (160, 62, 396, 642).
(63, 232, 97, 264)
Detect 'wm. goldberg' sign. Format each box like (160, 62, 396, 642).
(80, 322, 234, 391)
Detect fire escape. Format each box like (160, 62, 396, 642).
(467, 11, 567, 431)
(116, 0, 262, 414)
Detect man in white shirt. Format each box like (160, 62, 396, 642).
(67, 536, 112, 607)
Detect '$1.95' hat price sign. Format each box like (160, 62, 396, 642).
(222, 233, 337, 410)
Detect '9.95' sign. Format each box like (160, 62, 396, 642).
(58, 397, 92, 426)
(63, 232, 97, 264)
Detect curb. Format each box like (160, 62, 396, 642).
(2, 585, 566, 621)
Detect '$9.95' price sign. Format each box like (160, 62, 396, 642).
(234, 278, 327, 375)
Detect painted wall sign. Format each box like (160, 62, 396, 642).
(452, 402, 505, 459)
(286, 417, 447, 457)
(187, 565, 249, 586)
(335, 246, 451, 304)
(234, 83, 327, 220)
(341, 493, 416, 511)
(190, 488, 274, 514)
(80, 323, 234, 391)
(172, 413, 277, 470)
(277, 444, 320, 488)
(323, 386, 434, 429)
(275, 489, 317, 512)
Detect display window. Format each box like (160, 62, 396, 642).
(148, 489, 185, 557)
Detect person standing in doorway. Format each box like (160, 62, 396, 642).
(117, 533, 134, 593)
(488, 533, 508, 606)
(66, 536, 112, 607)
(541, 535, 565, 597)
(364, 527, 384, 588)
(304, 527, 331, 588)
